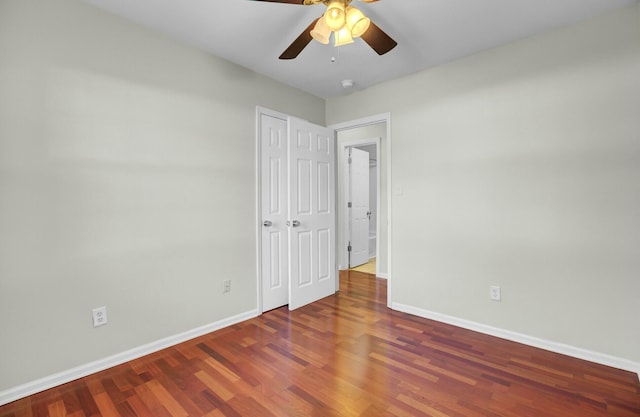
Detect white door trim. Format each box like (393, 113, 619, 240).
(329, 113, 392, 308)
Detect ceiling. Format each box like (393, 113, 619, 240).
(82, 0, 637, 99)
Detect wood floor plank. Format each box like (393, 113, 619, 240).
(132, 382, 174, 417)
(144, 380, 188, 417)
(125, 395, 156, 417)
(46, 400, 66, 417)
(194, 370, 235, 402)
(1, 270, 639, 417)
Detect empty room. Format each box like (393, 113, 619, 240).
(1, 0, 639, 416)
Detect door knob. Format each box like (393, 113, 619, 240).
(292, 220, 300, 227)
(263, 220, 272, 227)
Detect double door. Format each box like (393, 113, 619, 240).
(260, 113, 336, 311)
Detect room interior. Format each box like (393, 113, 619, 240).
(0, 0, 639, 410)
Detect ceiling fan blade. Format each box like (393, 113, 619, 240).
(279, 18, 319, 60)
(360, 21, 397, 55)
(250, 0, 304, 4)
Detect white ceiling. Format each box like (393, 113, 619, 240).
(82, 0, 637, 98)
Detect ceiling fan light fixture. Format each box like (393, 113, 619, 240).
(346, 6, 370, 38)
(334, 26, 354, 46)
(311, 15, 331, 44)
(325, 0, 346, 31)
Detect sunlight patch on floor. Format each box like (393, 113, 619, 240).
(350, 258, 376, 275)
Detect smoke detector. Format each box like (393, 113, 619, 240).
(341, 79, 355, 89)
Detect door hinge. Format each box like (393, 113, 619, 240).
(347, 242, 352, 252)
(348, 157, 352, 164)
(347, 202, 352, 208)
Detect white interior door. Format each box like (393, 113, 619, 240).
(349, 148, 370, 267)
(260, 114, 289, 311)
(288, 117, 336, 310)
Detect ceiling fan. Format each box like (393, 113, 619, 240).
(252, 0, 397, 60)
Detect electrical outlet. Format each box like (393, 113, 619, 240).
(223, 279, 231, 294)
(92, 306, 108, 327)
(489, 286, 501, 301)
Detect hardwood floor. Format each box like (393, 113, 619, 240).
(2, 270, 639, 417)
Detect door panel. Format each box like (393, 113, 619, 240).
(317, 162, 330, 213)
(261, 114, 289, 311)
(297, 159, 312, 214)
(288, 117, 336, 310)
(297, 231, 312, 286)
(349, 148, 370, 267)
(318, 229, 331, 280)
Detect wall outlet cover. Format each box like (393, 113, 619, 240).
(490, 286, 501, 301)
(92, 306, 108, 327)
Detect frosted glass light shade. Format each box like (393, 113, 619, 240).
(311, 15, 331, 44)
(346, 6, 370, 38)
(334, 26, 354, 46)
(325, 0, 346, 31)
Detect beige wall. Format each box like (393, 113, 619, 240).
(0, 0, 324, 392)
(328, 5, 640, 365)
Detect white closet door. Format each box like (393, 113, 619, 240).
(260, 114, 289, 311)
(287, 117, 336, 310)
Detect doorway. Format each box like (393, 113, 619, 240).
(331, 113, 391, 307)
(332, 117, 389, 280)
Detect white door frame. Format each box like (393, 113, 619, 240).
(341, 138, 380, 272)
(330, 113, 392, 308)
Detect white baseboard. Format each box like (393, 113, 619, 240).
(0, 309, 259, 407)
(391, 302, 640, 377)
